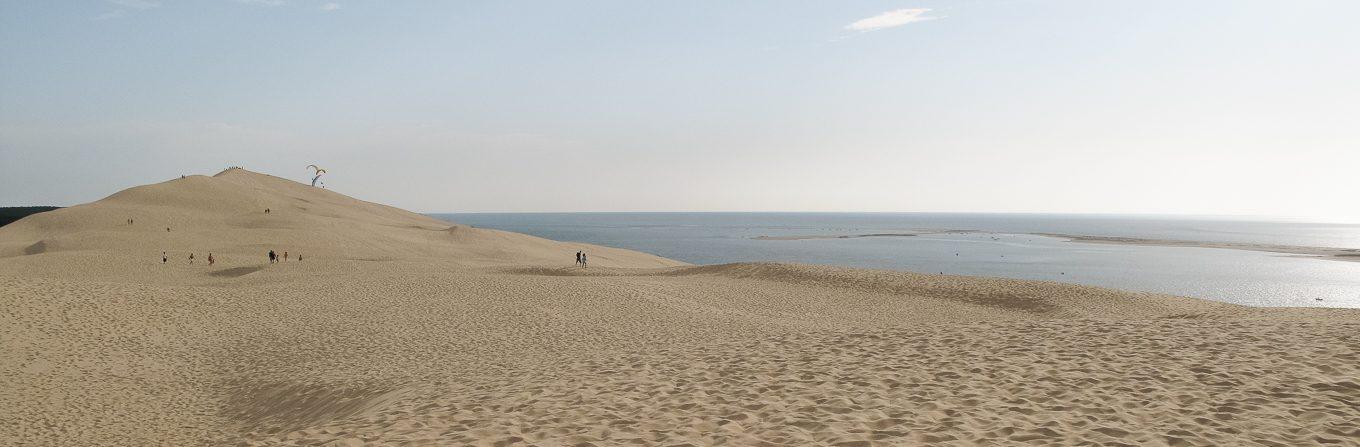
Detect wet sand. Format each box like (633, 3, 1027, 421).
(1035, 233, 1360, 262)
(752, 229, 1360, 263)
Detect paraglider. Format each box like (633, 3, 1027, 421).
(307, 165, 327, 187)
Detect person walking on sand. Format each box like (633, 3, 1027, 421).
(581, 252, 588, 268)
(162, 252, 167, 264)
(283, 251, 288, 262)
(576, 251, 582, 266)
(268, 250, 276, 264)
(189, 253, 195, 264)
(208, 253, 215, 266)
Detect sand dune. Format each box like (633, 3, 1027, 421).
(2, 170, 1357, 446)
(0, 169, 680, 275)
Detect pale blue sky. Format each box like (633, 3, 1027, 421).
(2, 1, 1357, 221)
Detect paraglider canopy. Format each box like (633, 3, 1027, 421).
(307, 165, 327, 187)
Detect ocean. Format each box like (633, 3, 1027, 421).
(432, 213, 1360, 308)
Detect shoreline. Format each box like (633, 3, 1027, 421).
(752, 229, 984, 241)
(752, 232, 918, 241)
(751, 229, 1360, 262)
(1034, 233, 1360, 262)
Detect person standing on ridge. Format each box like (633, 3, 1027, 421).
(581, 252, 588, 268)
(208, 253, 215, 266)
(162, 252, 167, 264)
(189, 253, 195, 265)
(268, 250, 276, 264)
(576, 251, 582, 266)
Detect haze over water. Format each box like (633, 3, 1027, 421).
(438, 213, 1360, 308)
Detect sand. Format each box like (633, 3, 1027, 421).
(2, 169, 1357, 446)
(1034, 233, 1360, 263)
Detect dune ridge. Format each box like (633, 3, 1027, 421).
(2, 170, 1357, 446)
(0, 169, 681, 272)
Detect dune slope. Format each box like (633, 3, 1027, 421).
(0, 169, 681, 273)
(2, 170, 1357, 446)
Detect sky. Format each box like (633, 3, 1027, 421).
(1, 1, 1358, 221)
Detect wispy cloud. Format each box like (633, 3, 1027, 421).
(236, 0, 286, 6)
(107, 0, 159, 9)
(320, 2, 341, 11)
(846, 8, 937, 32)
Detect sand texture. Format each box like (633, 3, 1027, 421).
(2, 170, 1358, 446)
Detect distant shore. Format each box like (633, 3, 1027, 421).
(753, 229, 1360, 262)
(1035, 233, 1360, 262)
(0, 206, 60, 228)
(752, 232, 918, 241)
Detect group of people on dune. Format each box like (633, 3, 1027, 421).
(163, 251, 214, 266)
(148, 210, 303, 268)
(159, 250, 300, 267)
(575, 250, 588, 268)
(268, 249, 298, 264)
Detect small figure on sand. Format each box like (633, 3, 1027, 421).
(189, 253, 195, 264)
(166, 227, 171, 232)
(162, 251, 167, 264)
(576, 251, 582, 266)
(208, 253, 215, 266)
(581, 252, 588, 268)
(268, 250, 277, 264)
(265, 208, 270, 214)
(297, 254, 302, 262)
(283, 251, 288, 262)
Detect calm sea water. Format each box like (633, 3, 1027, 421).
(432, 213, 1360, 308)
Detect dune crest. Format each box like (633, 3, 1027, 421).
(0, 169, 681, 270)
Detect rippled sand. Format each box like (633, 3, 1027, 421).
(2, 170, 1357, 445)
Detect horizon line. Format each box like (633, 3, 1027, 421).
(423, 211, 1360, 224)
